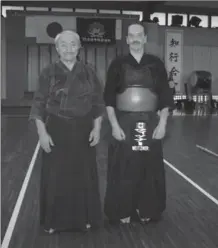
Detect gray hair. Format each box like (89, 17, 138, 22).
(128, 23, 147, 35)
(54, 30, 81, 46)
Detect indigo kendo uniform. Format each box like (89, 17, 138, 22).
(104, 53, 174, 223)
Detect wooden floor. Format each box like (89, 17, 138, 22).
(1, 109, 218, 248)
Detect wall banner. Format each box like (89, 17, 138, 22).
(77, 17, 116, 45)
(165, 29, 184, 93)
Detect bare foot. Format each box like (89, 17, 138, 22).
(44, 228, 55, 234)
(141, 217, 151, 223)
(136, 209, 151, 223)
(120, 217, 130, 224)
(86, 223, 91, 229)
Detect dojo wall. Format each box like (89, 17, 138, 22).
(26, 45, 122, 91)
(1, 17, 6, 99)
(2, 13, 140, 104)
(10, 14, 138, 93)
(158, 26, 218, 94)
(3, 16, 26, 104)
(26, 18, 160, 92)
(3, 12, 218, 105)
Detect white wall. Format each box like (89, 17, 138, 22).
(158, 25, 218, 94)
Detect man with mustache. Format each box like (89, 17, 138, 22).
(104, 23, 174, 224)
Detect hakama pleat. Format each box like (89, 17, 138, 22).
(40, 113, 102, 231)
(104, 111, 166, 221)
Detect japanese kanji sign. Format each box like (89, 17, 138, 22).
(165, 29, 183, 93)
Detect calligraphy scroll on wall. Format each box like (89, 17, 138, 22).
(165, 29, 184, 93)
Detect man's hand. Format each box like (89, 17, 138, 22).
(106, 106, 125, 141)
(89, 127, 100, 146)
(112, 125, 126, 141)
(153, 107, 169, 139)
(152, 122, 166, 140)
(39, 131, 54, 153)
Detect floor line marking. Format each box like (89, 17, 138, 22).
(2, 143, 218, 248)
(3, 115, 29, 117)
(164, 159, 218, 206)
(1, 142, 40, 248)
(196, 145, 218, 158)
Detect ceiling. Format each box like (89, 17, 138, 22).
(164, 1, 218, 9)
(1, 1, 218, 14)
(1, 1, 163, 10)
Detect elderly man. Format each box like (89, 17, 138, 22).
(29, 30, 104, 233)
(104, 23, 174, 224)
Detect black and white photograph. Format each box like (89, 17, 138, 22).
(1, 1, 218, 248)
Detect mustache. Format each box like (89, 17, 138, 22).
(131, 41, 141, 44)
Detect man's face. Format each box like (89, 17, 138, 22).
(56, 33, 80, 62)
(126, 24, 147, 51)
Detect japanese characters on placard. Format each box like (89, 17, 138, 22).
(165, 30, 183, 93)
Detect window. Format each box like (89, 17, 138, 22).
(189, 15, 209, 28)
(122, 11, 143, 21)
(1, 6, 24, 17)
(168, 13, 188, 26)
(150, 12, 166, 25)
(51, 8, 73, 12)
(75, 9, 97, 13)
(211, 16, 218, 28)
(99, 10, 120, 14)
(26, 7, 48, 11)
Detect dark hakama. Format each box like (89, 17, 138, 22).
(103, 53, 174, 222)
(40, 114, 102, 231)
(104, 111, 166, 221)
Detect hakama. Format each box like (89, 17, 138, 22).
(40, 113, 102, 231)
(104, 111, 166, 221)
